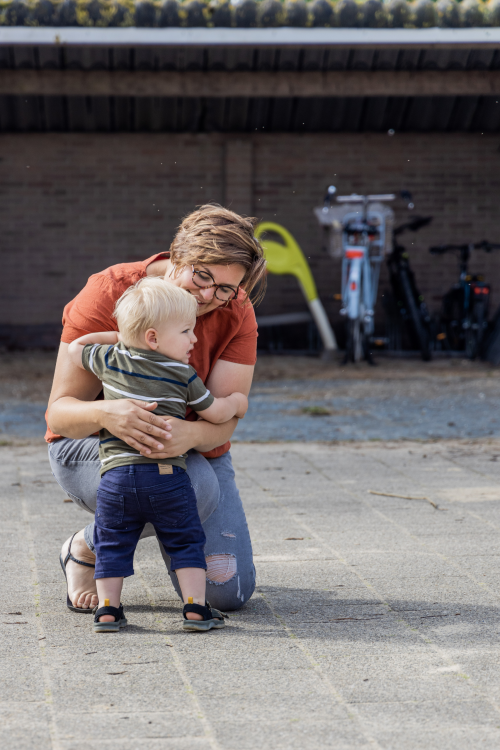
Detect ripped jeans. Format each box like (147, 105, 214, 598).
(48, 437, 255, 611)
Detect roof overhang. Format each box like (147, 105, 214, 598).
(2, 26, 500, 49)
(1, 69, 499, 98)
(1, 26, 499, 133)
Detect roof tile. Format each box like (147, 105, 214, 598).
(0, 0, 498, 29)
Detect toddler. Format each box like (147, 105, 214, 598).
(68, 277, 247, 633)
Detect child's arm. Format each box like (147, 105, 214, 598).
(198, 392, 248, 424)
(68, 331, 119, 371)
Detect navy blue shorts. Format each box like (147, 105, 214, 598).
(93, 464, 207, 580)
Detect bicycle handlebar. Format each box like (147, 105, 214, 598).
(477, 240, 500, 252)
(336, 194, 396, 204)
(430, 241, 500, 255)
(394, 216, 432, 237)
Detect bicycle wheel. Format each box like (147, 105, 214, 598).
(474, 302, 488, 358)
(400, 269, 431, 361)
(345, 318, 364, 363)
(465, 305, 485, 360)
(442, 288, 463, 351)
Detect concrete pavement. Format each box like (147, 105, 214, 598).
(2, 438, 500, 749)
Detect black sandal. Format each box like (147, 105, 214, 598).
(182, 601, 228, 632)
(59, 532, 96, 613)
(93, 603, 127, 633)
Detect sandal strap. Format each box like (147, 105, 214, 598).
(206, 601, 228, 620)
(183, 601, 227, 621)
(93, 604, 123, 622)
(183, 603, 212, 621)
(65, 532, 95, 569)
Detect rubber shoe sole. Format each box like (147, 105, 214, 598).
(93, 617, 128, 633)
(182, 618, 226, 632)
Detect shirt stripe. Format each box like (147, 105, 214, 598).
(88, 343, 99, 376)
(81, 341, 215, 475)
(103, 382, 185, 402)
(187, 390, 211, 406)
(101, 451, 141, 464)
(105, 349, 189, 386)
(114, 348, 190, 368)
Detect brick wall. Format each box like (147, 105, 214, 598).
(1, 132, 500, 347)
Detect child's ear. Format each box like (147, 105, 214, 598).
(144, 328, 158, 350)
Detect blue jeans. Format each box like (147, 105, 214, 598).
(48, 438, 255, 610)
(94, 464, 206, 580)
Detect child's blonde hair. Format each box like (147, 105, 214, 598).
(114, 277, 197, 346)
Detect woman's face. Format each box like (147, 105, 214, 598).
(164, 261, 246, 316)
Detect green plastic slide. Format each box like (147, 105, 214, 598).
(255, 222, 337, 353)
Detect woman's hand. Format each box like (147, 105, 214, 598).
(143, 418, 200, 459)
(98, 399, 173, 455)
(47, 344, 251, 456)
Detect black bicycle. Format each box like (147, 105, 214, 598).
(384, 215, 433, 361)
(429, 241, 500, 359)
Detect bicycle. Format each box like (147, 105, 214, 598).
(385, 214, 433, 361)
(316, 189, 396, 363)
(429, 240, 500, 359)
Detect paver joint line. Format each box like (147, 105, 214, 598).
(295, 447, 500, 717)
(236, 448, 500, 724)
(133, 559, 221, 750)
(17, 462, 61, 750)
(256, 589, 385, 750)
(5, 437, 500, 748)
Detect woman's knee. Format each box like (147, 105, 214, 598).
(48, 437, 100, 514)
(185, 451, 220, 523)
(205, 553, 255, 611)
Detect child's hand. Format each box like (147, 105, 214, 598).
(68, 331, 119, 371)
(233, 393, 248, 419)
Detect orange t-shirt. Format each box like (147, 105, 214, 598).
(45, 253, 258, 458)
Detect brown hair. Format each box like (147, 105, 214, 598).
(169, 204, 267, 305)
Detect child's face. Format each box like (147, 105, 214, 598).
(144, 317, 197, 364)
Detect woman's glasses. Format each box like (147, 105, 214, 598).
(191, 266, 239, 302)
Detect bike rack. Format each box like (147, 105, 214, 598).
(255, 221, 338, 355)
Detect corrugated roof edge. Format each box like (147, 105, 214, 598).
(1, 0, 500, 33)
(1, 26, 500, 45)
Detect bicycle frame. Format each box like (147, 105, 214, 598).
(315, 190, 403, 362)
(430, 241, 500, 357)
(385, 215, 433, 360)
(341, 246, 375, 334)
(338, 196, 394, 358)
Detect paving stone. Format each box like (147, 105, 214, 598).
(3, 440, 500, 749)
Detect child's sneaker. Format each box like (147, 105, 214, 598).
(182, 601, 227, 632)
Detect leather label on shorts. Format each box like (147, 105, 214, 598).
(159, 464, 173, 475)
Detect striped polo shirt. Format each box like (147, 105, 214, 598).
(82, 342, 214, 475)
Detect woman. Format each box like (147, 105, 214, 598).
(47, 204, 266, 613)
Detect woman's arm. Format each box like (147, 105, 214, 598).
(47, 343, 173, 453)
(47, 344, 254, 457)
